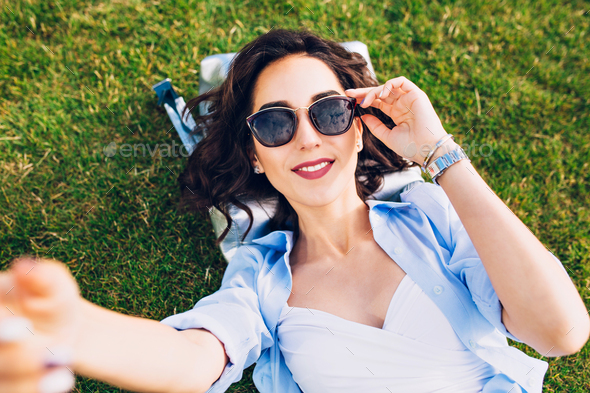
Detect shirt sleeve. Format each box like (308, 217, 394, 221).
(411, 182, 570, 344)
(159, 244, 273, 393)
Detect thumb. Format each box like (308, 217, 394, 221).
(11, 257, 77, 299)
(360, 114, 394, 147)
(361, 114, 416, 161)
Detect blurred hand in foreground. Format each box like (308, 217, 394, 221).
(0, 257, 83, 393)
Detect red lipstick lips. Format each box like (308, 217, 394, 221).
(292, 158, 335, 180)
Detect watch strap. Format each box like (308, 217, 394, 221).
(426, 147, 470, 185)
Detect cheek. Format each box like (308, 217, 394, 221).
(258, 150, 286, 175)
(344, 131, 359, 154)
(341, 136, 360, 170)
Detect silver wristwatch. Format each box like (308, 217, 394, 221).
(425, 147, 470, 186)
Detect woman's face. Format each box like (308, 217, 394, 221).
(250, 54, 363, 208)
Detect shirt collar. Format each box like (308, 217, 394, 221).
(251, 230, 294, 253)
(365, 199, 412, 212)
(250, 199, 412, 252)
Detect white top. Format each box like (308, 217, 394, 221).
(277, 274, 500, 393)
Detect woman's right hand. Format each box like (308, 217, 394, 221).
(0, 257, 83, 393)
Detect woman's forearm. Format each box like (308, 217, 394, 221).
(434, 139, 590, 356)
(72, 297, 223, 393)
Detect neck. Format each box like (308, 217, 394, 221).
(289, 180, 372, 264)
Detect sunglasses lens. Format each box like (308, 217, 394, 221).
(310, 98, 354, 135)
(250, 110, 295, 146)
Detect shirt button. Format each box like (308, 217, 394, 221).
(433, 285, 444, 295)
(469, 339, 477, 349)
(393, 247, 402, 254)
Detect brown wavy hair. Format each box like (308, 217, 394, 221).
(179, 28, 418, 246)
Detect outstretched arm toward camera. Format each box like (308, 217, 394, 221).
(0, 258, 228, 393)
(74, 298, 228, 393)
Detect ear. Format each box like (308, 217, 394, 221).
(247, 146, 265, 174)
(355, 117, 363, 145)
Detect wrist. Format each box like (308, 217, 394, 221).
(434, 157, 471, 186)
(427, 142, 470, 185)
(71, 297, 95, 372)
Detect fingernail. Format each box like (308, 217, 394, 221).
(344, 89, 354, 92)
(378, 88, 385, 98)
(360, 98, 365, 106)
(0, 316, 32, 343)
(39, 368, 75, 393)
(0, 274, 15, 296)
(44, 346, 73, 368)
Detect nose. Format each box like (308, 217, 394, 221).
(293, 108, 322, 150)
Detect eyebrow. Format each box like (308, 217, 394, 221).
(257, 90, 342, 112)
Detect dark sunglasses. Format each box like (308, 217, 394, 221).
(246, 95, 359, 148)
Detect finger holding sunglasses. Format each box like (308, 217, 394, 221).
(345, 77, 422, 114)
(377, 77, 421, 104)
(344, 78, 417, 129)
(345, 77, 452, 165)
(345, 76, 417, 104)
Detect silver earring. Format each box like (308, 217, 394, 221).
(253, 154, 261, 174)
(357, 140, 362, 150)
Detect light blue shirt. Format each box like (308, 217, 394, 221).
(160, 181, 568, 393)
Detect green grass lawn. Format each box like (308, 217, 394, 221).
(1, 0, 589, 391)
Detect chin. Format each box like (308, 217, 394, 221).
(295, 187, 344, 207)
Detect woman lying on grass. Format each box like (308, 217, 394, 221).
(1, 28, 588, 393)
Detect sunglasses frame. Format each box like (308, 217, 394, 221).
(246, 94, 359, 148)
